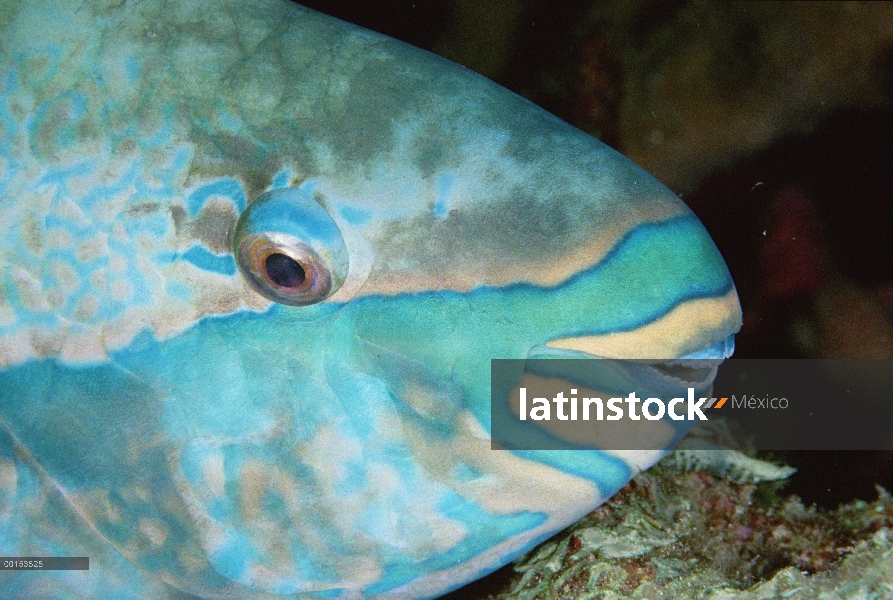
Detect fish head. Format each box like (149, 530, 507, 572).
(0, 1, 741, 598)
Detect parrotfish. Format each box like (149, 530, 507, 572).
(0, 1, 741, 598)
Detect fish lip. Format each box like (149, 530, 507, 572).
(530, 332, 735, 361)
(526, 333, 735, 390)
(677, 333, 736, 360)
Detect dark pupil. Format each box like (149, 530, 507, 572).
(265, 253, 306, 288)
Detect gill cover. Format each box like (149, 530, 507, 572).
(234, 188, 349, 306)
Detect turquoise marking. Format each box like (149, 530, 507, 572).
(180, 448, 205, 487)
(0, 360, 161, 488)
(76, 162, 140, 210)
(121, 207, 171, 239)
(36, 159, 96, 191)
(141, 147, 193, 196)
(133, 103, 177, 149)
(29, 91, 88, 155)
(181, 246, 238, 276)
(0, 72, 21, 195)
(451, 462, 484, 483)
(186, 178, 247, 215)
(323, 362, 404, 441)
(516, 449, 633, 498)
(12, 46, 63, 87)
(124, 56, 140, 82)
(298, 178, 320, 195)
(364, 503, 546, 595)
(339, 205, 372, 226)
(165, 281, 193, 300)
(335, 461, 369, 495)
(211, 532, 260, 583)
(432, 173, 455, 217)
(270, 168, 295, 189)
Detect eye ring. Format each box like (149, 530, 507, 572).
(238, 232, 331, 305)
(233, 187, 349, 306)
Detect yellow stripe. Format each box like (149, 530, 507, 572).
(546, 289, 742, 359)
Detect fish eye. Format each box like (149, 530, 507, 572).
(265, 252, 305, 288)
(234, 188, 349, 306)
(237, 232, 331, 305)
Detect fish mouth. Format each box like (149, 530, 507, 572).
(630, 333, 736, 390)
(491, 334, 736, 452)
(642, 359, 721, 388)
(524, 332, 736, 398)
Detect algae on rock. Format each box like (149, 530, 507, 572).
(495, 450, 893, 600)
